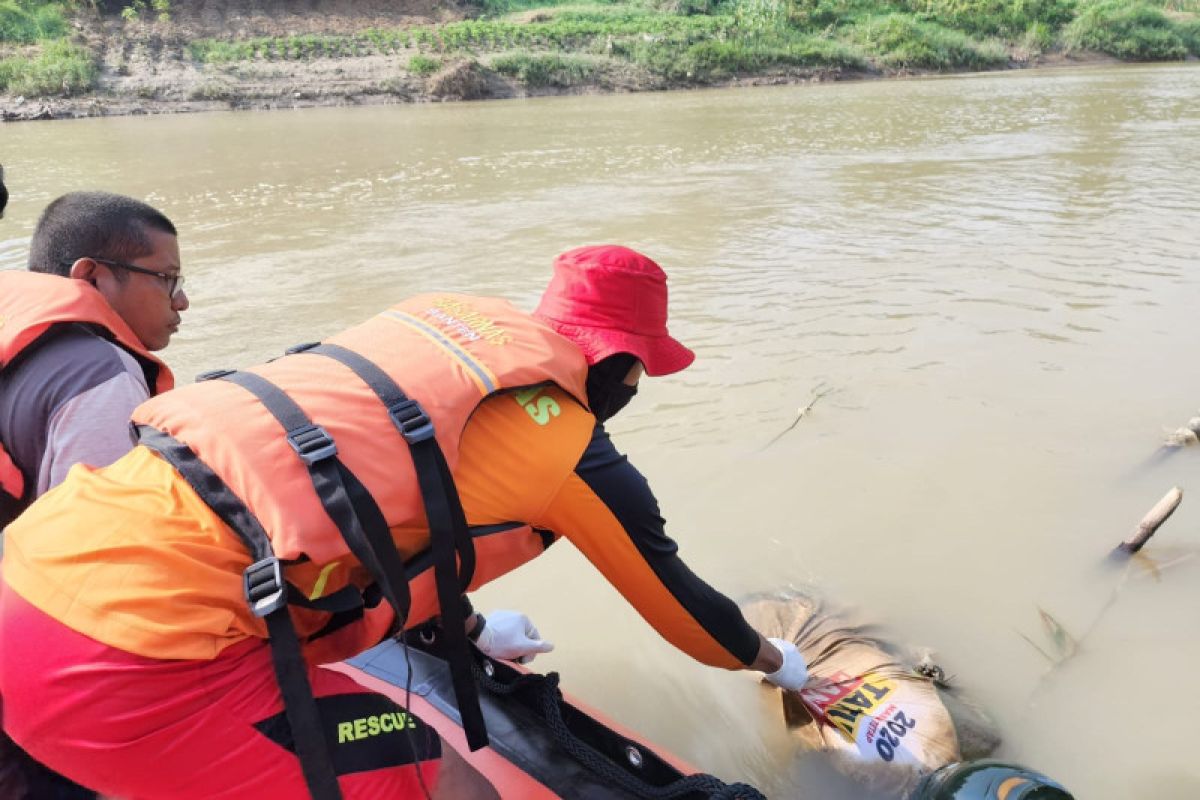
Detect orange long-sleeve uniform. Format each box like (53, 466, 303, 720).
(2, 384, 760, 670)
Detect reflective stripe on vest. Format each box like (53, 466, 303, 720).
(131, 293, 587, 564)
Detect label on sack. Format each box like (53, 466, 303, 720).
(800, 671, 927, 765)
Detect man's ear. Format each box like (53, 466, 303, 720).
(68, 258, 99, 286)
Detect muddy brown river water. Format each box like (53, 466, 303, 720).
(3, 62, 1199, 798)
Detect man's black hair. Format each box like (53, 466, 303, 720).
(27, 191, 176, 277)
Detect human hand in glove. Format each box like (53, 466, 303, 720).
(474, 610, 555, 664)
(762, 638, 809, 691)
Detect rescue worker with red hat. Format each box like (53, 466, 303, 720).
(0, 244, 808, 799)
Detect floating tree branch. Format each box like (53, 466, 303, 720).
(1112, 486, 1182, 556)
(1162, 416, 1200, 448)
(1025, 486, 1186, 690)
(760, 384, 833, 451)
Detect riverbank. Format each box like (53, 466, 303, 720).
(1, 0, 1197, 121)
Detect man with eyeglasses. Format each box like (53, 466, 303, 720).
(0, 190, 187, 799)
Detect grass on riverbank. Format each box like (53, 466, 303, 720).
(1063, 0, 1196, 58)
(2, 0, 1199, 98)
(0, 0, 67, 42)
(179, 0, 1200, 80)
(0, 37, 93, 94)
(180, 0, 1200, 73)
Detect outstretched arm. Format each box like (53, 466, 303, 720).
(537, 424, 767, 671)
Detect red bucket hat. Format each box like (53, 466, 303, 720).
(533, 245, 695, 377)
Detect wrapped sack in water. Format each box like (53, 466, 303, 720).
(742, 590, 1002, 797)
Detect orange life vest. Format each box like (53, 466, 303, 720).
(131, 293, 589, 786)
(132, 293, 586, 564)
(0, 272, 173, 524)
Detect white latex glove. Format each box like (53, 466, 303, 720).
(475, 610, 555, 664)
(763, 638, 809, 691)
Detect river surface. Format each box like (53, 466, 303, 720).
(3, 63, 1200, 798)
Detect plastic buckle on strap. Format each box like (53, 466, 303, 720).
(196, 368, 236, 382)
(288, 423, 338, 465)
(284, 341, 321, 355)
(388, 399, 435, 444)
(244, 557, 288, 617)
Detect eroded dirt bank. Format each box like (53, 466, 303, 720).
(0, 0, 1125, 122)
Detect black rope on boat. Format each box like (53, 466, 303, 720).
(473, 663, 767, 800)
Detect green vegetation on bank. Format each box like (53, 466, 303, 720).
(0, 37, 93, 94)
(181, 0, 1200, 80)
(1063, 0, 1194, 58)
(1, 0, 1198, 99)
(0, 0, 66, 41)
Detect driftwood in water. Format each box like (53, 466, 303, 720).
(760, 385, 833, 451)
(1162, 416, 1200, 448)
(1024, 486, 1187, 676)
(1113, 486, 1182, 556)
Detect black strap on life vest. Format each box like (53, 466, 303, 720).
(143, 343, 493, 800)
(136, 425, 343, 800)
(299, 341, 487, 751)
(1, 387, 31, 529)
(0, 488, 24, 530)
(0, 442, 26, 527)
(217, 370, 415, 625)
(213, 350, 488, 752)
(250, 563, 346, 800)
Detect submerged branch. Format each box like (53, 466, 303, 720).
(1016, 630, 1060, 665)
(760, 384, 833, 451)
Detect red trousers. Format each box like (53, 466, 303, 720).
(0, 582, 441, 799)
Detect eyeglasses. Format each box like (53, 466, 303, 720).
(65, 257, 185, 299)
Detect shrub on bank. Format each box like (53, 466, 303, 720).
(781, 34, 870, 66)
(1022, 20, 1057, 51)
(471, 0, 613, 15)
(1062, 0, 1190, 58)
(851, 13, 1009, 68)
(1155, 0, 1200, 11)
(903, 0, 1077, 37)
(732, 0, 792, 32)
(1172, 16, 1200, 53)
(781, 0, 891, 30)
(609, 28, 864, 80)
(491, 51, 599, 85)
(0, 0, 67, 42)
(409, 54, 441, 74)
(682, 35, 866, 75)
(0, 38, 95, 95)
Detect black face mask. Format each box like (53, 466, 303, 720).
(587, 354, 640, 423)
